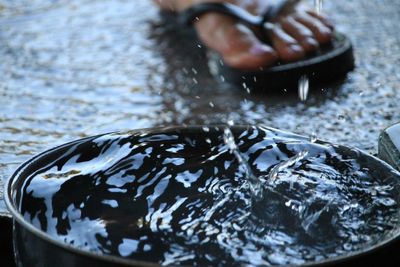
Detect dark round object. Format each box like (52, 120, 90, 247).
(214, 33, 355, 91)
(4, 126, 400, 267)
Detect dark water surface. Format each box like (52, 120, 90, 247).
(17, 126, 400, 266)
(1, 0, 400, 217)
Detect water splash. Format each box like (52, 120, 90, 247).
(223, 127, 263, 200)
(310, 132, 317, 143)
(242, 82, 251, 94)
(202, 126, 210, 133)
(301, 199, 333, 232)
(267, 150, 309, 182)
(298, 75, 309, 101)
(227, 119, 235, 127)
(17, 128, 400, 266)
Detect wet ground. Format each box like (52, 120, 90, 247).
(0, 0, 399, 216)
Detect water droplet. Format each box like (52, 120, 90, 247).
(223, 127, 237, 153)
(209, 102, 214, 108)
(373, 81, 381, 88)
(310, 132, 317, 143)
(298, 75, 309, 101)
(242, 82, 251, 94)
(192, 78, 198, 84)
(227, 119, 235, 126)
(191, 68, 198, 75)
(338, 115, 346, 121)
(202, 126, 210, 132)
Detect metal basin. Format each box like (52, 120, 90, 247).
(4, 125, 400, 266)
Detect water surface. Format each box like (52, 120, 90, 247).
(18, 126, 400, 266)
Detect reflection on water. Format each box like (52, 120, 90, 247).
(17, 126, 400, 266)
(1, 0, 400, 214)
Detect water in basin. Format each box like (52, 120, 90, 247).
(18, 126, 400, 266)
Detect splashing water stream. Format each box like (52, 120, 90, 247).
(223, 127, 264, 200)
(298, 75, 310, 101)
(314, 0, 323, 14)
(266, 150, 309, 182)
